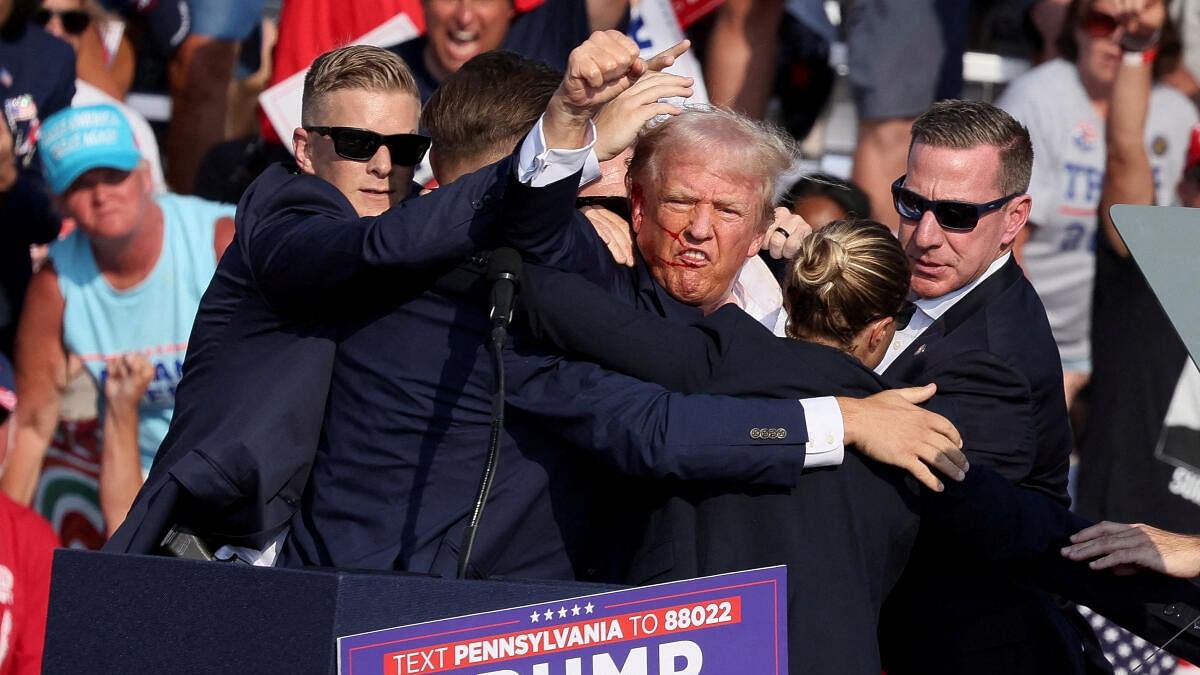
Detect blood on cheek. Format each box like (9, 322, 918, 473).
(654, 222, 689, 268)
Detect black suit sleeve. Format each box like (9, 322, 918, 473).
(928, 465, 1200, 664)
(927, 464, 1088, 563)
(505, 350, 811, 486)
(915, 350, 1041, 484)
(240, 154, 581, 314)
(521, 263, 747, 392)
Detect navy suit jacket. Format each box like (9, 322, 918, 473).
(107, 156, 565, 554)
(517, 261, 1200, 674)
(275, 209, 819, 580)
(876, 257, 1089, 674)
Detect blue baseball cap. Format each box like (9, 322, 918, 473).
(38, 104, 143, 195)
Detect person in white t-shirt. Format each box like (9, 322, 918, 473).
(997, 0, 1197, 414)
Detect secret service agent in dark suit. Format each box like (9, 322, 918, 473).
(878, 101, 1085, 675)
(106, 35, 652, 558)
(105, 152, 579, 557)
(878, 255, 1086, 673)
(516, 260, 1200, 674)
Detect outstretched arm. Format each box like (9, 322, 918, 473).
(520, 262, 725, 392)
(99, 353, 155, 537)
(519, 264, 966, 489)
(1062, 521, 1200, 578)
(1099, 0, 1163, 257)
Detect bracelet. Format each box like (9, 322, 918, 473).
(1122, 45, 1159, 66)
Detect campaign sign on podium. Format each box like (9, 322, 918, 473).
(337, 566, 787, 675)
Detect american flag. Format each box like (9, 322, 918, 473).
(1078, 605, 1200, 675)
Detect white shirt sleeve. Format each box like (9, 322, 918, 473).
(516, 115, 601, 188)
(798, 396, 845, 468)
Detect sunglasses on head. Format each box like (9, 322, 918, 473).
(891, 175, 1022, 232)
(304, 126, 431, 166)
(33, 8, 91, 35)
(1080, 9, 1121, 38)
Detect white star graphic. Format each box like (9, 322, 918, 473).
(571, 604, 581, 616)
(530, 611, 540, 623)
(543, 609, 554, 621)
(584, 602, 595, 615)
(558, 606, 568, 618)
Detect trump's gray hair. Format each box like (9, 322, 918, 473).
(626, 105, 797, 231)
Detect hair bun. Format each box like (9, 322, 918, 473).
(793, 234, 850, 295)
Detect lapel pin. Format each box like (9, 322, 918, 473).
(914, 344, 927, 356)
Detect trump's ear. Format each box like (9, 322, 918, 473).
(630, 184, 646, 235)
(293, 127, 316, 175)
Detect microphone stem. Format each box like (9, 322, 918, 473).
(457, 326, 506, 579)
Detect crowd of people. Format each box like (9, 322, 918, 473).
(4, 0, 1200, 674)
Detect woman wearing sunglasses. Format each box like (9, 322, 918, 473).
(34, 0, 135, 101)
(996, 0, 1195, 418)
(35, 0, 165, 193)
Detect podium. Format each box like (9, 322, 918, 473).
(43, 549, 615, 674)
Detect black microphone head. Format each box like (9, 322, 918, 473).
(487, 247, 522, 284)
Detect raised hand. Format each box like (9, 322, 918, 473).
(544, 34, 693, 150)
(761, 207, 813, 260)
(594, 70, 694, 161)
(1115, 0, 1165, 46)
(103, 353, 154, 411)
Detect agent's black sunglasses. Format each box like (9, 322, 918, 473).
(891, 175, 1022, 231)
(305, 126, 431, 166)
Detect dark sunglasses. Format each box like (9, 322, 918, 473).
(304, 126, 431, 166)
(33, 8, 91, 35)
(1080, 9, 1120, 38)
(891, 175, 1022, 232)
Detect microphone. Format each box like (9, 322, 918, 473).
(487, 247, 522, 335)
(458, 247, 521, 579)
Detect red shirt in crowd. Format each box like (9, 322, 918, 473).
(0, 494, 58, 675)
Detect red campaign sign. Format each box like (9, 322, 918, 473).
(671, 0, 724, 27)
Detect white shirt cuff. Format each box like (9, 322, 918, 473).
(798, 396, 845, 468)
(517, 116, 601, 188)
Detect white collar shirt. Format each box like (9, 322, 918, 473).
(875, 252, 1012, 375)
(732, 255, 790, 336)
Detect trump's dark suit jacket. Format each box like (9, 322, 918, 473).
(518, 260, 1200, 674)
